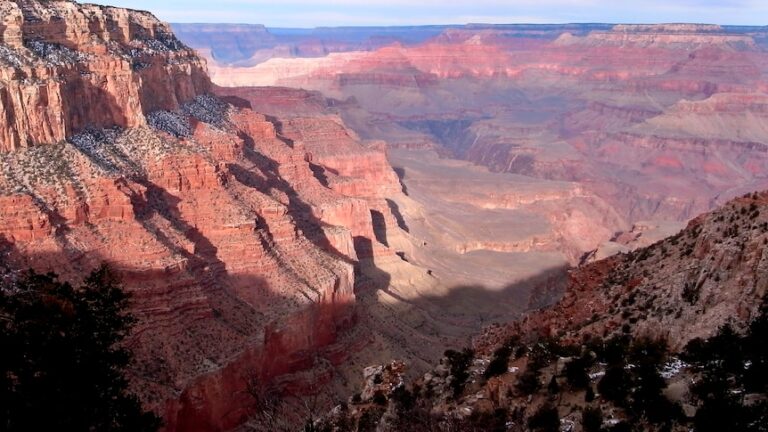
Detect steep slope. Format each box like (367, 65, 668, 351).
(212, 85, 634, 390)
(487, 190, 768, 349)
(316, 191, 768, 432)
(0, 1, 408, 430)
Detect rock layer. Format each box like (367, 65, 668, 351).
(0, 0, 209, 151)
(198, 23, 768, 225)
(0, 2, 409, 431)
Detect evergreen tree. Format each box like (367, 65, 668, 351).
(547, 375, 560, 395)
(564, 356, 591, 389)
(0, 266, 161, 432)
(528, 403, 560, 432)
(582, 406, 603, 432)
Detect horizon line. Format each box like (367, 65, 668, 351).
(169, 21, 768, 30)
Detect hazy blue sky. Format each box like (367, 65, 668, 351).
(103, 0, 768, 27)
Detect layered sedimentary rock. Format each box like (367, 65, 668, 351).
(0, 2, 409, 431)
(319, 191, 768, 432)
(216, 84, 625, 388)
(0, 0, 209, 151)
(555, 24, 759, 49)
(0, 109, 370, 430)
(198, 23, 768, 226)
(171, 23, 456, 66)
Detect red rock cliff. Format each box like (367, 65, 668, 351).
(0, 2, 408, 431)
(0, 0, 210, 151)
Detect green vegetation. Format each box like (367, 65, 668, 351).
(527, 403, 560, 432)
(0, 266, 161, 431)
(444, 348, 474, 397)
(483, 336, 519, 379)
(682, 305, 768, 432)
(314, 299, 768, 432)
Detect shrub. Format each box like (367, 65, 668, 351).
(582, 406, 603, 432)
(598, 366, 629, 405)
(372, 391, 387, 406)
(600, 335, 630, 366)
(391, 386, 414, 411)
(682, 305, 768, 432)
(444, 348, 474, 397)
(485, 345, 513, 379)
(516, 367, 542, 396)
(682, 281, 700, 304)
(547, 375, 560, 395)
(527, 404, 560, 432)
(608, 421, 632, 432)
(357, 407, 385, 432)
(565, 357, 591, 389)
(629, 337, 668, 369)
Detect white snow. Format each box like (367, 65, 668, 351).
(661, 358, 687, 379)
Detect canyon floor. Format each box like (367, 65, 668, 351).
(330, 148, 584, 388)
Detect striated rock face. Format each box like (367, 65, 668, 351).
(0, 103, 386, 431)
(555, 24, 759, 49)
(0, 0, 210, 152)
(196, 23, 768, 226)
(0, 2, 410, 431)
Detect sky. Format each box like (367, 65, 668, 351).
(102, 0, 768, 27)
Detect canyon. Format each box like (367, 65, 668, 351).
(0, 1, 767, 431)
(316, 190, 768, 432)
(199, 22, 768, 225)
(0, 1, 407, 430)
(187, 22, 768, 427)
(0, 2, 596, 430)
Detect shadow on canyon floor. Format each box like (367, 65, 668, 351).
(385, 198, 410, 233)
(350, 243, 569, 378)
(392, 166, 409, 196)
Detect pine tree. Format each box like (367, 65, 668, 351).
(0, 266, 161, 432)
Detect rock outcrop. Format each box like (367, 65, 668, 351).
(0, 2, 410, 431)
(0, 0, 210, 152)
(315, 191, 768, 432)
